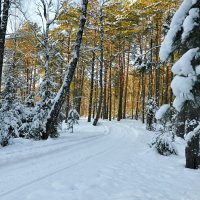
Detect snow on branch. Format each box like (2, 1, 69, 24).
(155, 104, 170, 120)
(159, 0, 197, 61)
(171, 48, 200, 111)
(172, 48, 199, 76)
(182, 8, 200, 42)
(185, 123, 200, 142)
(171, 76, 195, 111)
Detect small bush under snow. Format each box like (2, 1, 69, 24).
(151, 133, 177, 156)
(151, 105, 177, 156)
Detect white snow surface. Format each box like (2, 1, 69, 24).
(171, 75, 195, 111)
(0, 119, 200, 200)
(182, 8, 199, 42)
(171, 48, 200, 111)
(172, 48, 199, 76)
(195, 65, 200, 74)
(159, 0, 197, 61)
(155, 104, 170, 120)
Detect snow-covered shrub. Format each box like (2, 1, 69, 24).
(0, 76, 22, 147)
(29, 77, 56, 139)
(151, 132, 177, 156)
(150, 104, 177, 156)
(146, 98, 157, 131)
(25, 92, 35, 107)
(67, 108, 80, 133)
(19, 93, 35, 138)
(156, 105, 177, 135)
(28, 102, 48, 140)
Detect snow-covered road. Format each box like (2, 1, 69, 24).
(0, 119, 200, 200)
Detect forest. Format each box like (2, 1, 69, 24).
(0, 0, 200, 199)
(0, 0, 199, 190)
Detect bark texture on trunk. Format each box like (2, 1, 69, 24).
(88, 50, 95, 122)
(123, 50, 129, 119)
(93, 7, 104, 126)
(108, 54, 112, 121)
(117, 46, 124, 121)
(185, 135, 199, 169)
(141, 68, 146, 124)
(43, 0, 88, 139)
(0, 0, 10, 91)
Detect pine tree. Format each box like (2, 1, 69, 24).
(29, 77, 56, 139)
(151, 104, 177, 156)
(160, 0, 200, 169)
(0, 76, 22, 146)
(19, 92, 35, 138)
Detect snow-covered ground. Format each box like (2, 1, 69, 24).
(0, 119, 200, 200)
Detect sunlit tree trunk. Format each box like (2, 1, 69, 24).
(135, 77, 141, 120)
(93, 6, 104, 126)
(123, 50, 130, 119)
(117, 42, 124, 121)
(88, 50, 95, 122)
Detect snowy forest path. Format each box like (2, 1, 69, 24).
(0, 120, 142, 199)
(0, 119, 200, 200)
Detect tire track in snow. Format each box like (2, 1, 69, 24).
(0, 123, 113, 196)
(0, 141, 117, 198)
(0, 121, 111, 168)
(1, 121, 109, 157)
(0, 121, 137, 199)
(0, 134, 105, 168)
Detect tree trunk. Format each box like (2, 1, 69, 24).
(117, 46, 123, 121)
(185, 106, 200, 169)
(169, 54, 174, 106)
(76, 64, 85, 114)
(123, 50, 129, 119)
(103, 61, 108, 119)
(185, 135, 199, 169)
(93, 7, 104, 126)
(161, 74, 165, 105)
(0, 0, 10, 91)
(141, 68, 146, 124)
(148, 38, 153, 100)
(65, 90, 70, 123)
(93, 64, 98, 119)
(131, 74, 135, 119)
(88, 50, 95, 122)
(155, 19, 161, 107)
(135, 77, 141, 120)
(108, 54, 112, 121)
(164, 65, 169, 104)
(44, 0, 88, 139)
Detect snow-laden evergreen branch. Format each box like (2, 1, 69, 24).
(159, 0, 198, 61)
